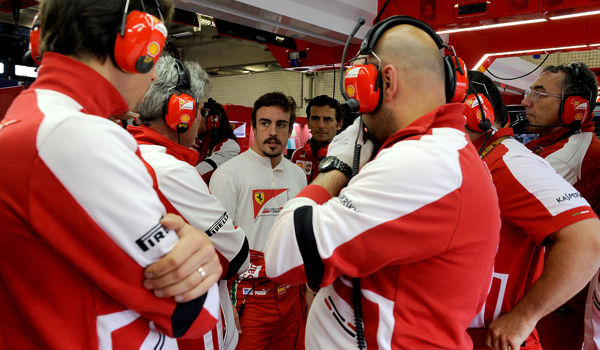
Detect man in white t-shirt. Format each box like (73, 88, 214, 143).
(210, 92, 307, 350)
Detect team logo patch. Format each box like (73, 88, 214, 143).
(345, 66, 360, 78)
(296, 160, 304, 170)
(179, 99, 194, 110)
(346, 85, 355, 97)
(251, 188, 289, 219)
(304, 162, 312, 175)
(254, 191, 265, 205)
(240, 262, 264, 279)
(465, 96, 481, 108)
(135, 223, 171, 252)
(277, 285, 287, 295)
(147, 42, 161, 57)
(205, 212, 228, 237)
(254, 289, 267, 296)
(338, 194, 356, 211)
(242, 288, 253, 295)
(556, 192, 581, 203)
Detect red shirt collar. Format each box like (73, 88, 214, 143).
(33, 52, 129, 118)
(380, 103, 466, 150)
(525, 119, 595, 151)
(471, 127, 514, 151)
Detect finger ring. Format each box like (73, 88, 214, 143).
(198, 267, 207, 279)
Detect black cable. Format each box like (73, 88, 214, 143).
(374, 0, 392, 24)
(352, 116, 363, 178)
(478, 130, 494, 156)
(351, 116, 365, 350)
(486, 54, 550, 81)
(236, 280, 270, 318)
(339, 18, 365, 101)
(333, 64, 336, 99)
(352, 278, 366, 350)
(12, 0, 28, 42)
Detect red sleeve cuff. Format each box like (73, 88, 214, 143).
(296, 184, 331, 205)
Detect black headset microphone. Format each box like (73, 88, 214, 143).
(338, 16, 367, 350)
(339, 17, 366, 177)
(340, 17, 365, 115)
(510, 114, 577, 129)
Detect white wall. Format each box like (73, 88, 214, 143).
(208, 69, 346, 117)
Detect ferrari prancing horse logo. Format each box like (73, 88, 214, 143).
(254, 192, 265, 205)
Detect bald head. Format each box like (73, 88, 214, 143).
(374, 25, 446, 101)
(360, 24, 447, 141)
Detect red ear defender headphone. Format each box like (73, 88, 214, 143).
(164, 59, 197, 133)
(464, 93, 494, 132)
(560, 63, 591, 126)
(113, 0, 168, 74)
(203, 98, 221, 134)
(24, 13, 41, 65)
(206, 106, 221, 134)
(342, 15, 468, 114)
(207, 113, 221, 133)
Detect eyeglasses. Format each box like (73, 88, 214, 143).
(524, 90, 562, 102)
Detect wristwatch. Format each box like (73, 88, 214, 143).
(318, 156, 353, 179)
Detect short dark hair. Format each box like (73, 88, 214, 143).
(39, 0, 174, 63)
(543, 62, 598, 112)
(251, 92, 297, 132)
(467, 70, 508, 127)
(305, 95, 343, 122)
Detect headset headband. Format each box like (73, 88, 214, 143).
(568, 62, 582, 84)
(174, 59, 191, 90)
(360, 15, 446, 55)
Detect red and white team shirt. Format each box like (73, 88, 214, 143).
(265, 104, 501, 349)
(0, 53, 219, 349)
(291, 140, 328, 184)
(526, 123, 600, 350)
(130, 126, 250, 350)
(468, 128, 596, 348)
(526, 122, 600, 216)
(192, 136, 240, 184)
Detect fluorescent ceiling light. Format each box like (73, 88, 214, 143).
(0, 62, 4, 74)
(472, 44, 588, 70)
(550, 10, 600, 20)
(437, 18, 545, 35)
(15, 65, 38, 78)
(474, 55, 491, 72)
(242, 70, 250, 73)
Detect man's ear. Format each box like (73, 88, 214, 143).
(380, 65, 398, 103)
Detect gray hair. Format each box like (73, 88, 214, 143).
(138, 55, 211, 125)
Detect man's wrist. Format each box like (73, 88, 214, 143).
(318, 156, 353, 179)
(312, 170, 348, 197)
